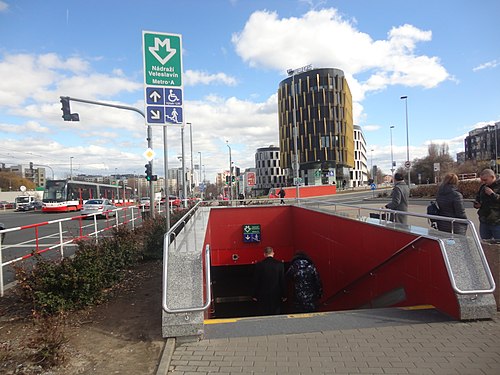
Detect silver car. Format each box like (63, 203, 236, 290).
(81, 199, 117, 218)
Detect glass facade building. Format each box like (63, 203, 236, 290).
(277, 68, 354, 186)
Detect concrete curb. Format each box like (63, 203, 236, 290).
(156, 338, 175, 375)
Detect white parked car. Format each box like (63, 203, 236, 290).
(140, 197, 151, 208)
(81, 199, 117, 219)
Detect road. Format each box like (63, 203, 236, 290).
(0, 207, 144, 291)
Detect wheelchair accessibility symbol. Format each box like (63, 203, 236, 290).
(165, 88, 182, 106)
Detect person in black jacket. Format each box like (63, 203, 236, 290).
(474, 168, 500, 240)
(435, 173, 468, 234)
(252, 247, 286, 315)
(286, 252, 322, 313)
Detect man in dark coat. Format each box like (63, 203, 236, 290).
(252, 247, 286, 315)
(278, 187, 286, 204)
(474, 169, 500, 240)
(286, 252, 322, 313)
(385, 172, 410, 224)
(436, 173, 467, 234)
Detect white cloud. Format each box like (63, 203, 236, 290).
(232, 8, 450, 123)
(473, 59, 499, 72)
(184, 70, 237, 86)
(363, 125, 381, 132)
(0, 1, 8, 12)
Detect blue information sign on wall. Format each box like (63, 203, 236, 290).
(243, 224, 261, 243)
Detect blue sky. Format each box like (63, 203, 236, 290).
(0, 0, 499, 181)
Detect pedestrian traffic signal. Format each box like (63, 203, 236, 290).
(60, 96, 80, 121)
(145, 163, 152, 181)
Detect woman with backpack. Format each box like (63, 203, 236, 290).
(435, 173, 467, 234)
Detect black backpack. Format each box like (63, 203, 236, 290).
(427, 201, 440, 228)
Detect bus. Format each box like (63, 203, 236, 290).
(42, 179, 133, 213)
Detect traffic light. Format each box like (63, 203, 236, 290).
(60, 96, 80, 121)
(145, 163, 152, 181)
(225, 176, 229, 184)
(151, 175, 158, 181)
(29, 162, 33, 169)
(231, 176, 235, 182)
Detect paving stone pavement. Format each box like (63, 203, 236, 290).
(167, 313, 500, 375)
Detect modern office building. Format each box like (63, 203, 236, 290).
(464, 122, 500, 164)
(254, 145, 287, 195)
(351, 125, 368, 187)
(277, 67, 354, 186)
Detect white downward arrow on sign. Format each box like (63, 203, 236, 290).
(149, 38, 176, 65)
(150, 110, 161, 120)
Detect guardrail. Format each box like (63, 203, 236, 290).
(0, 205, 144, 297)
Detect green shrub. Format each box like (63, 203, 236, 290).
(410, 179, 480, 199)
(15, 226, 143, 315)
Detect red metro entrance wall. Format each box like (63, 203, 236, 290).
(204, 205, 460, 319)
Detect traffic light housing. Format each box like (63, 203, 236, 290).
(29, 162, 33, 169)
(60, 96, 80, 121)
(145, 163, 152, 181)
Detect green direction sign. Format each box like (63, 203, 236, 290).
(243, 224, 261, 235)
(143, 31, 182, 87)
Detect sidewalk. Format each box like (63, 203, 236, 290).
(165, 311, 500, 374)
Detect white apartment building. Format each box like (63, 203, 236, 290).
(351, 125, 368, 187)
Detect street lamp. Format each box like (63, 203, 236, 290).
(181, 125, 187, 207)
(495, 124, 499, 175)
(370, 149, 374, 182)
(70, 157, 74, 180)
(287, 64, 312, 201)
(226, 140, 232, 201)
(198, 151, 203, 199)
(390, 125, 395, 178)
(187, 122, 194, 197)
(400, 95, 410, 185)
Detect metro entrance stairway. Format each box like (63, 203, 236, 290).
(161, 201, 496, 341)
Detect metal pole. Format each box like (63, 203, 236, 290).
(69, 157, 73, 180)
(370, 149, 374, 182)
(291, 74, 300, 201)
(401, 96, 410, 186)
(147, 125, 154, 217)
(198, 151, 203, 199)
(188, 122, 194, 198)
(163, 126, 170, 230)
(390, 125, 395, 178)
(181, 125, 187, 208)
(495, 124, 498, 175)
(226, 141, 232, 201)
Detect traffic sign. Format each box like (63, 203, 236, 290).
(143, 148, 155, 161)
(404, 161, 411, 169)
(243, 224, 261, 243)
(143, 31, 184, 126)
(247, 172, 256, 186)
(370, 183, 376, 190)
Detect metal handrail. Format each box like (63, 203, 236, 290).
(165, 200, 201, 247)
(304, 200, 496, 296)
(322, 236, 425, 306)
(162, 243, 211, 314)
(162, 202, 212, 313)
